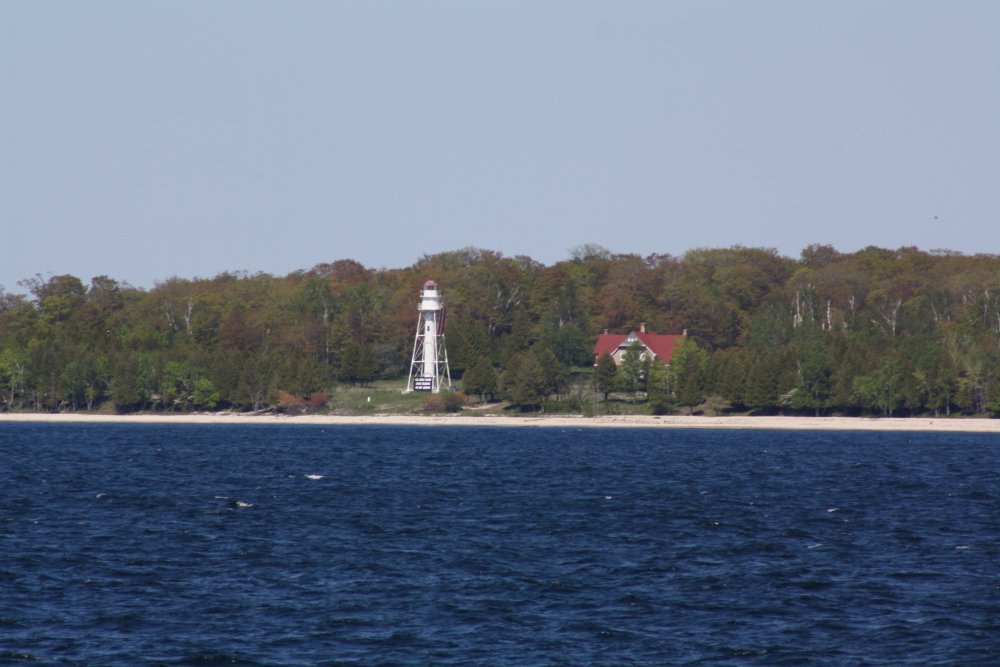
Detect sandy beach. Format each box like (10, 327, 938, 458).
(2, 411, 1000, 432)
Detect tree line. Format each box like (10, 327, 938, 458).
(2, 244, 1000, 416)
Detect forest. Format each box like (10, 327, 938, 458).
(2, 244, 1000, 417)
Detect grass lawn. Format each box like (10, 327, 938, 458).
(321, 372, 677, 418)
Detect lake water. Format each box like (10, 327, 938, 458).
(2, 424, 998, 665)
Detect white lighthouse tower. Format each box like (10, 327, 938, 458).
(405, 279, 451, 393)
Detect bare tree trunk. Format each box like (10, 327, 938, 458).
(184, 298, 194, 338)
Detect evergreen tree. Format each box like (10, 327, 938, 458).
(339, 343, 378, 387)
(707, 347, 748, 409)
(646, 360, 673, 414)
(355, 345, 378, 387)
(593, 352, 617, 402)
(501, 352, 547, 410)
(670, 339, 708, 412)
(534, 347, 569, 399)
(616, 341, 647, 399)
(111, 352, 141, 413)
(985, 371, 1000, 417)
(9, 243, 1000, 417)
(853, 356, 905, 416)
(445, 318, 493, 376)
(537, 323, 592, 367)
(790, 338, 832, 416)
(462, 355, 498, 402)
(829, 339, 876, 414)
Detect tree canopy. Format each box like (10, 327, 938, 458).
(3, 244, 1000, 417)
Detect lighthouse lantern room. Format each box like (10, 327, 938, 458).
(405, 280, 451, 393)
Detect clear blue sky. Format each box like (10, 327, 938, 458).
(2, 1, 997, 291)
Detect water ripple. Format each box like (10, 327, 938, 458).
(1, 424, 998, 665)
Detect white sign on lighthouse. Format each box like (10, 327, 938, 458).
(405, 279, 451, 393)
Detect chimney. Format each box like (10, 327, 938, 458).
(603, 329, 609, 335)
(682, 328, 688, 337)
(640, 322, 646, 334)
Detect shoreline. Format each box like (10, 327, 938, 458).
(2, 411, 1000, 432)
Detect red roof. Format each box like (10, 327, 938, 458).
(594, 331, 686, 363)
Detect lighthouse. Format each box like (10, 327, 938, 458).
(405, 279, 451, 393)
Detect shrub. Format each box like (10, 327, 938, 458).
(422, 392, 465, 413)
(441, 391, 466, 413)
(305, 392, 329, 411)
(274, 390, 306, 414)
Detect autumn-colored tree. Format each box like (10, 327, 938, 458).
(6, 244, 1000, 417)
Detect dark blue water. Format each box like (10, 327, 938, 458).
(1, 424, 998, 666)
